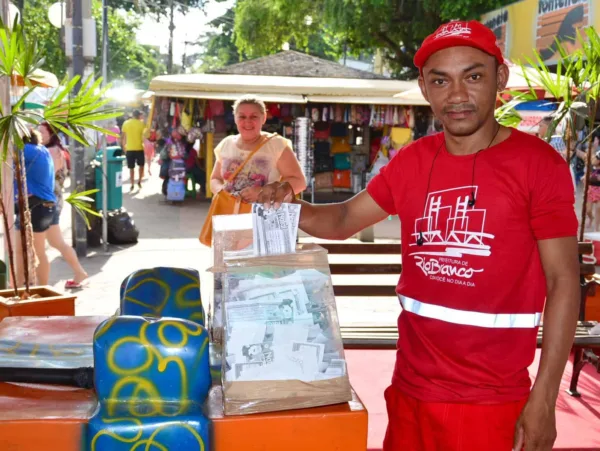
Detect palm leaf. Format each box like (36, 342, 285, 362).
(12, 85, 38, 112)
(0, 20, 124, 295)
(43, 74, 123, 146)
(494, 90, 541, 129)
(65, 189, 102, 229)
(0, 17, 19, 79)
(71, 188, 101, 198)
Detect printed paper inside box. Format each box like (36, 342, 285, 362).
(210, 214, 254, 344)
(221, 245, 352, 415)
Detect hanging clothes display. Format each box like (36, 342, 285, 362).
(149, 90, 424, 204)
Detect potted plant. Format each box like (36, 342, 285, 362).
(0, 17, 121, 315)
(495, 27, 600, 237)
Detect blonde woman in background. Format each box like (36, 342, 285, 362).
(210, 95, 306, 202)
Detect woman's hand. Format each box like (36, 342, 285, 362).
(240, 185, 262, 203)
(257, 181, 295, 210)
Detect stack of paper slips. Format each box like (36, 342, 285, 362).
(251, 203, 301, 256)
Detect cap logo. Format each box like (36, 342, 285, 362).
(435, 22, 471, 39)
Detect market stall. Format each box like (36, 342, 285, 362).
(147, 73, 428, 201)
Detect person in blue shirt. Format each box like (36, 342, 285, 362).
(14, 128, 56, 287)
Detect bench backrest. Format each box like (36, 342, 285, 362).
(324, 242, 595, 302)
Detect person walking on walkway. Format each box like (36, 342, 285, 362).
(259, 21, 579, 451)
(121, 110, 146, 191)
(14, 129, 57, 286)
(39, 123, 88, 289)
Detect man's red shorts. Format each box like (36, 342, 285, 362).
(383, 385, 527, 451)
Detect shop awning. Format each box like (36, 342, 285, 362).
(151, 90, 306, 104)
(149, 73, 417, 99)
(306, 95, 428, 106)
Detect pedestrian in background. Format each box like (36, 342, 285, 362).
(143, 132, 155, 177)
(106, 120, 120, 146)
(14, 128, 56, 287)
(38, 123, 88, 289)
(121, 110, 146, 191)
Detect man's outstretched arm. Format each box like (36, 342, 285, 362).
(258, 182, 389, 240)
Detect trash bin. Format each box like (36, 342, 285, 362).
(95, 146, 125, 211)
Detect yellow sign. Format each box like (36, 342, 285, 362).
(481, 0, 599, 64)
(482, 7, 511, 57)
(536, 0, 592, 63)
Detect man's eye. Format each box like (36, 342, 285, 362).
(433, 79, 446, 86)
(469, 74, 482, 81)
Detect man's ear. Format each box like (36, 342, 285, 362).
(418, 76, 429, 103)
(497, 63, 509, 92)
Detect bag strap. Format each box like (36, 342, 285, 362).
(225, 133, 277, 183)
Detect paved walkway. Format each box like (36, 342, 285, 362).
(45, 161, 402, 325)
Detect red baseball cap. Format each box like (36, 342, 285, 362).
(414, 20, 504, 71)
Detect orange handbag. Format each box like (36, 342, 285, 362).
(199, 134, 276, 247)
(333, 170, 352, 189)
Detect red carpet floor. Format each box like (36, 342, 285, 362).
(346, 349, 600, 451)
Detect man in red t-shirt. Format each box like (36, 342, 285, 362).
(259, 21, 579, 451)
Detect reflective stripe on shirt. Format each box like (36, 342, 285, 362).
(400, 296, 542, 329)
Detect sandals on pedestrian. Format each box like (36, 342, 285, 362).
(65, 279, 87, 289)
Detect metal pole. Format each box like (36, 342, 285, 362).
(0, 0, 14, 287)
(101, 0, 108, 253)
(167, 0, 174, 73)
(15, 0, 23, 19)
(71, 0, 87, 257)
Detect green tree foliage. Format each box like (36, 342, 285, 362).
(21, 0, 66, 78)
(233, 0, 342, 61)
(233, 0, 518, 79)
(22, 0, 165, 87)
(92, 4, 166, 87)
(197, 6, 240, 72)
(198, 3, 342, 73)
(107, 0, 206, 19)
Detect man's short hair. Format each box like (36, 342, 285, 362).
(132, 110, 142, 119)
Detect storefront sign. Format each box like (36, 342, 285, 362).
(481, 0, 599, 64)
(536, 0, 591, 63)
(481, 8, 510, 56)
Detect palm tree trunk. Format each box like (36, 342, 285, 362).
(579, 100, 599, 241)
(12, 150, 30, 295)
(0, 183, 17, 297)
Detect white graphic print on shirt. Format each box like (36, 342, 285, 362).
(409, 186, 494, 287)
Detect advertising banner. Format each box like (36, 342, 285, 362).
(480, 0, 598, 64)
(481, 7, 511, 56)
(536, 0, 591, 63)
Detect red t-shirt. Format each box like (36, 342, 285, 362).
(367, 129, 577, 403)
